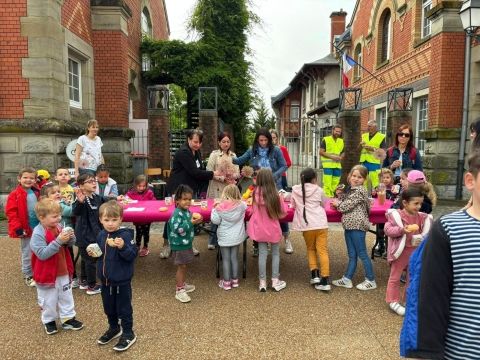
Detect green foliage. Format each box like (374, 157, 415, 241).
(141, 0, 258, 153)
(250, 97, 276, 132)
(169, 84, 187, 129)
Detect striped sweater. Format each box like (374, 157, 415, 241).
(411, 210, 480, 359)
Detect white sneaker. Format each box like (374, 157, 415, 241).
(175, 289, 191, 303)
(259, 279, 267, 292)
(332, 277, 353, 289)
(389, 302, 405, 316)
(207, 244, 215, 250)
(356, 279, 377, 291)
(192, 246, 200, 256)
(271, 278, 287, 292)
(184, 283, 195, 293)
(284, 239, 293, 254)
(24, 276, 36, 287)
(159, 245, 171, 259)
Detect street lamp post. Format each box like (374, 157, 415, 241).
(457, 0, 480, 199)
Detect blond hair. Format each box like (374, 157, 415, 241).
(379, 168, 394, 186)
(40, 184, 60, 200)
(99, 200, 123, 218)
(35, 198, 61, 218)
(221, 184, 242, 201)
(85, 119, 99, 135)
(348, 165, 368, 183)
(253, 168, 284, 220)
(410, 181, 438, 207)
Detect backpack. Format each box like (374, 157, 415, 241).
(399, 236, 428, 357)
(387, 146, 417, 165)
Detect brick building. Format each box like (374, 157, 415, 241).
(0, 0, 169, 200)
(338, 0, 468, 199)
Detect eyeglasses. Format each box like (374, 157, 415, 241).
(84, 179, 96, 184)
(397, 132, 410, 138)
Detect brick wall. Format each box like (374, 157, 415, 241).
(62, 0, 93, 45)
(0, 0, 29, 119)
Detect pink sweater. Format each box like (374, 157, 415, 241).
(246, 190, 288, 243)
(126, 188, 155, 201)
(290, 183, 328, 231)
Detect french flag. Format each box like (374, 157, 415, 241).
(342, 53, 356, 88)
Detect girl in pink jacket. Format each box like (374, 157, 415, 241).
(247, 169, 288, 292)
(384, 187, 432, 316)
(291, 168, 331, 291)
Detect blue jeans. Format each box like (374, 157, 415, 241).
(344, 230, 375, 281)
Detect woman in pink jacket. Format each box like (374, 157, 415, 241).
(247, 169, 288, 292)
(291, 168, 331, 291)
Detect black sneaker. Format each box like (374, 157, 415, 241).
(44, 321, 58, 335)
(315, 276, 332, 291)
(310, 269, 321, 285)
(62, 317, 84, 331)
(113, 334, 137, 352)
(97, 327, 122, 345)
(373, 247, 385, 257)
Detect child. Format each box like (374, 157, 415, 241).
(5, 167, 40, 287)
(332, 165, 377, 290)
(41, 184, 79, 288)
(95, 164, 118, 198)
(30, 198, 83, 334)
(72, 173, 106, 295)
(405, 170, 437, 214)
(210, 184, 247, 290)
(384, 188, 432, 316)
(37, 169, 51, 188)
(400, 151, 480, 359)
(126, 175, 155, 257)
(247, 168, 288, 292)
(91, 201, 137, 352)
(168, 185, 203, 303)
(55, 167, 75, 205)
(291, 168, 331, 291)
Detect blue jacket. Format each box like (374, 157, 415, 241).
(96, 228, 137, 286)
(233, 145, 287, 189)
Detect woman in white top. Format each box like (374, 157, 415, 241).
(74, 119, 104, 178)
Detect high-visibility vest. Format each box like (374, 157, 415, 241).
(359, 132, 386, 164)
(321, 136, 344, 169)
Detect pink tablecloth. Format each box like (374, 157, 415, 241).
(122, 198, 392, 224)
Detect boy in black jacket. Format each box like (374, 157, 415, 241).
(89, 200, 137, 352)
(73, 173, 107, 295)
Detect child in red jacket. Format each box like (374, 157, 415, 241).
(5, 167, 40, 287)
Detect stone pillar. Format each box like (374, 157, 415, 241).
(338, 110, 361, 184)
(198, 110, 218, 158)
(148, 109, 170, 170)
(387, 110, 412, 145)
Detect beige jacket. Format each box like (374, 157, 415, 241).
(206, 150, 240, 198)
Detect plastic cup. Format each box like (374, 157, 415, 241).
(86, 243, 102, 258)
(165, 197, 172, 206)
(201, 200, 208, 210)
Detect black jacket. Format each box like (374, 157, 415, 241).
(96, 228, 137, 286)
(72, 194, 107, 247)
(166, 143, 214, 196)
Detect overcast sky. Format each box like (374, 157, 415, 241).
(164, 0, 355, 110)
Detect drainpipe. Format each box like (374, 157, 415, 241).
(456, 34, 471, 200)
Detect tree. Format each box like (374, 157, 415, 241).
(250, 97, 276, 132)
(141, 0, 258, 152)
(169, 84, 187, 129)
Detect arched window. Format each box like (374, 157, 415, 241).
(354, 43, 362, 80)
(379, 9, 391, 63)
(141, 7, 153, 37)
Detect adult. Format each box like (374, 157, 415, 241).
(382, 124, 422, 183)
(359, 120, 386, 189)
(205, 132, 240, 250)
(74, 119, 104, 178)
(270, 129, 292, 190)
(166, 129, 222, 197)
(320, 125, 344, 197)
(233, 128, 289, 254)
(470, 118, 480, 151)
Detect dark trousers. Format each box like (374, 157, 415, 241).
(79, 246, 97, 287)
(135, 223, 151, 248)
(101, 283, 134, 336)
(67, 246, 77, 279)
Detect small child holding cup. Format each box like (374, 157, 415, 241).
(30, 198, 84, 335)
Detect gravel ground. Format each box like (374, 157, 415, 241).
(0, 201, 464, 359)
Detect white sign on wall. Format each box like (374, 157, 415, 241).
(66, 140, 77, 162)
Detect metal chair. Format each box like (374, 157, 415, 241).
(146, 168, 165, 199)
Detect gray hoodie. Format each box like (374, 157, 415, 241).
(210, 201, 247, 247)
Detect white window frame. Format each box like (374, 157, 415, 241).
(290, 105, 300, 123)
(141, 8, 153, 37)
(416, 96, 428, 156)
(68, 57, 82, 109)
(376, 107, 388, 135)
(422, 0, 432, 38)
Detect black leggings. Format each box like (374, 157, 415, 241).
(68, 246, 78, 279)
(135, 224, 151, 248)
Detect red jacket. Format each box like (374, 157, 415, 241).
(5, 185, 39, 238)
(31, 226, 74, 287)
(279, 145, 291, 177)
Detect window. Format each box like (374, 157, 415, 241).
(141, 8, 153, 37)
(354, 43, 362, 80)
(309, 80, 315, 106)
(68, 58, 81, 108)
(379, 9, 391, 63)
(421, 0, 432, 38)
(376, 107, 387, 135)
(290, 106, 300, 122)
(416, 97, 428, 155)
(302, 86, 306, 112)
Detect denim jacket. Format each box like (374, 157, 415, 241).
(233, 146, 287, 189)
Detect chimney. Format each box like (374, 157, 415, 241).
(330, 9, 347, 54)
